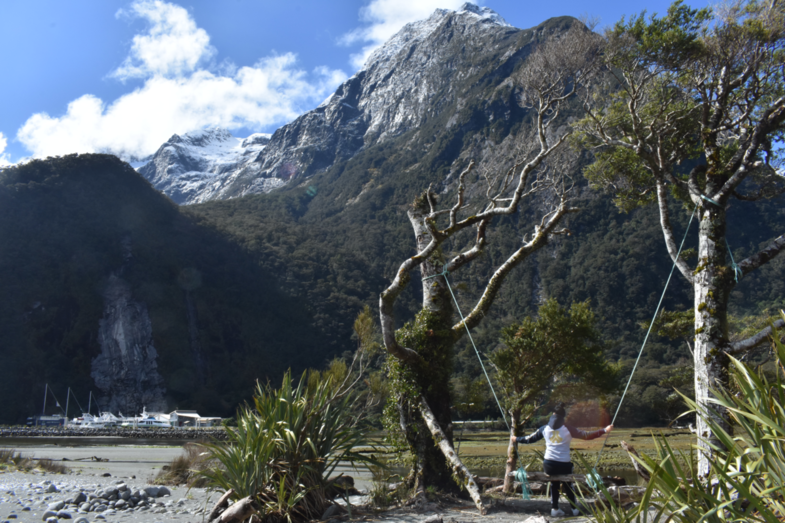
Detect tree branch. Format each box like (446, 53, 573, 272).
(454, 200, 578, 334)
(738, 233, 785, 276)
(728, 319, 785, 355)
(444, 218, 490, 273)
(418, 396, 486, 514)
(656, 182, 695, 284)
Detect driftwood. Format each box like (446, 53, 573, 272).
(620, 440, 651, 482)
(487, 482, 547, 495)
(209, 489, 235, 522)
(474, 476, 504, 489)
(419, 397, 486, 514)
(218, 496, 259, 523)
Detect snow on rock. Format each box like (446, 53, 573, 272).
(138, 5, 531, 205)
(138, 127, 271, 205)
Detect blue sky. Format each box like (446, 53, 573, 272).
(0, 0, 710, 165)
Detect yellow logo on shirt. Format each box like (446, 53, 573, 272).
(549, 431, 563, 444)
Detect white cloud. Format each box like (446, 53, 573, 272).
(112, 0, 215, 80)
(0, 132, 11, 167)
(343, 0, 477, 69)
(19, 54, 346, 160)
(16, 0, 348, 160)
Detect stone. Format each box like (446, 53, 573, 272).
(321, 504, 346, 520)
(47, 501, 65, 511)
(156, 486, 171, 497)
(46, 484, 58, 494)
(143, 487, 160, 498)
(42, 510, 57, 520)
(56, 510, 72, 519)
(423, 516, 443, 523)
(74, 518, 90, 523)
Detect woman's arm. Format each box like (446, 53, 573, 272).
(566, 424, 613, 440)
(510, 426, 545, 445)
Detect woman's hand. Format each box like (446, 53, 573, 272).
(510, 435, 518, 444)
(604, 424, 614, 433)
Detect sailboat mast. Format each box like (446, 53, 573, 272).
(65, 387, 70, 422)
(42, 383, 48, 415)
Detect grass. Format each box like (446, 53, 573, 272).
(453, 427, 695, 475)
(154, 443, 213, 487)
(0, 448, 70, 474)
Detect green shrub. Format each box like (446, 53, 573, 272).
(200, 370, 376, 522)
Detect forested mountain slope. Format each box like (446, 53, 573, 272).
(0, 155, 326, 423)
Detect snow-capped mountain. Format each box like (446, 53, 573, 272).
(138, 128, 272, 205)
(138, 3, 556, 204)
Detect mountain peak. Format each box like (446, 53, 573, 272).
(166, 127, 235, 148)
(458, 3, 511, 27)
(363, 3, 510, 69)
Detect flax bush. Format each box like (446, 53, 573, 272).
(200, 370, 375, 523)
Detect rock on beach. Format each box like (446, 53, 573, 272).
(0, 472, 212, 523)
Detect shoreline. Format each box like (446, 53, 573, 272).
(0, 427, 227, 443)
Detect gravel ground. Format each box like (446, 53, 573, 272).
(0, 444, 602, 523)
(0, 470, 219, 523)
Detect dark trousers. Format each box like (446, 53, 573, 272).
(543, 459, 576, 510)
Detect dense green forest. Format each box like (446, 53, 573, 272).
(1, 145, 781, 426)
(185, 115, 784, 426)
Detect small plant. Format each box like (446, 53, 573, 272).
(155, 443, 212, 487)
(0, 449, 69, 474)
(37, 458, 70, 474)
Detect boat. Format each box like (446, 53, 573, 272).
(120, 407, 171, 428)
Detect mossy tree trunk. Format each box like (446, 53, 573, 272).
(502, 408, 521, 494)
(692, 201, 732, 475)
(395, 198, 469, 493)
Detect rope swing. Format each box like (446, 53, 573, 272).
(588, 204, 699, 485)
(425, 200, 706, 494)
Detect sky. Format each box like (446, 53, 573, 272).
(0, 0, 711, 166)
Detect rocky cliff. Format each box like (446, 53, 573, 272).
(91, 238, 167, 414)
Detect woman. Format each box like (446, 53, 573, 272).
(511, 402, 613, 517)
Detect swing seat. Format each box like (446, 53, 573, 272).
(507, 471, 590, 484)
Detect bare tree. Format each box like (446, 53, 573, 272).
(378, 23, 602, 512)
(575, 0, 785, 475)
